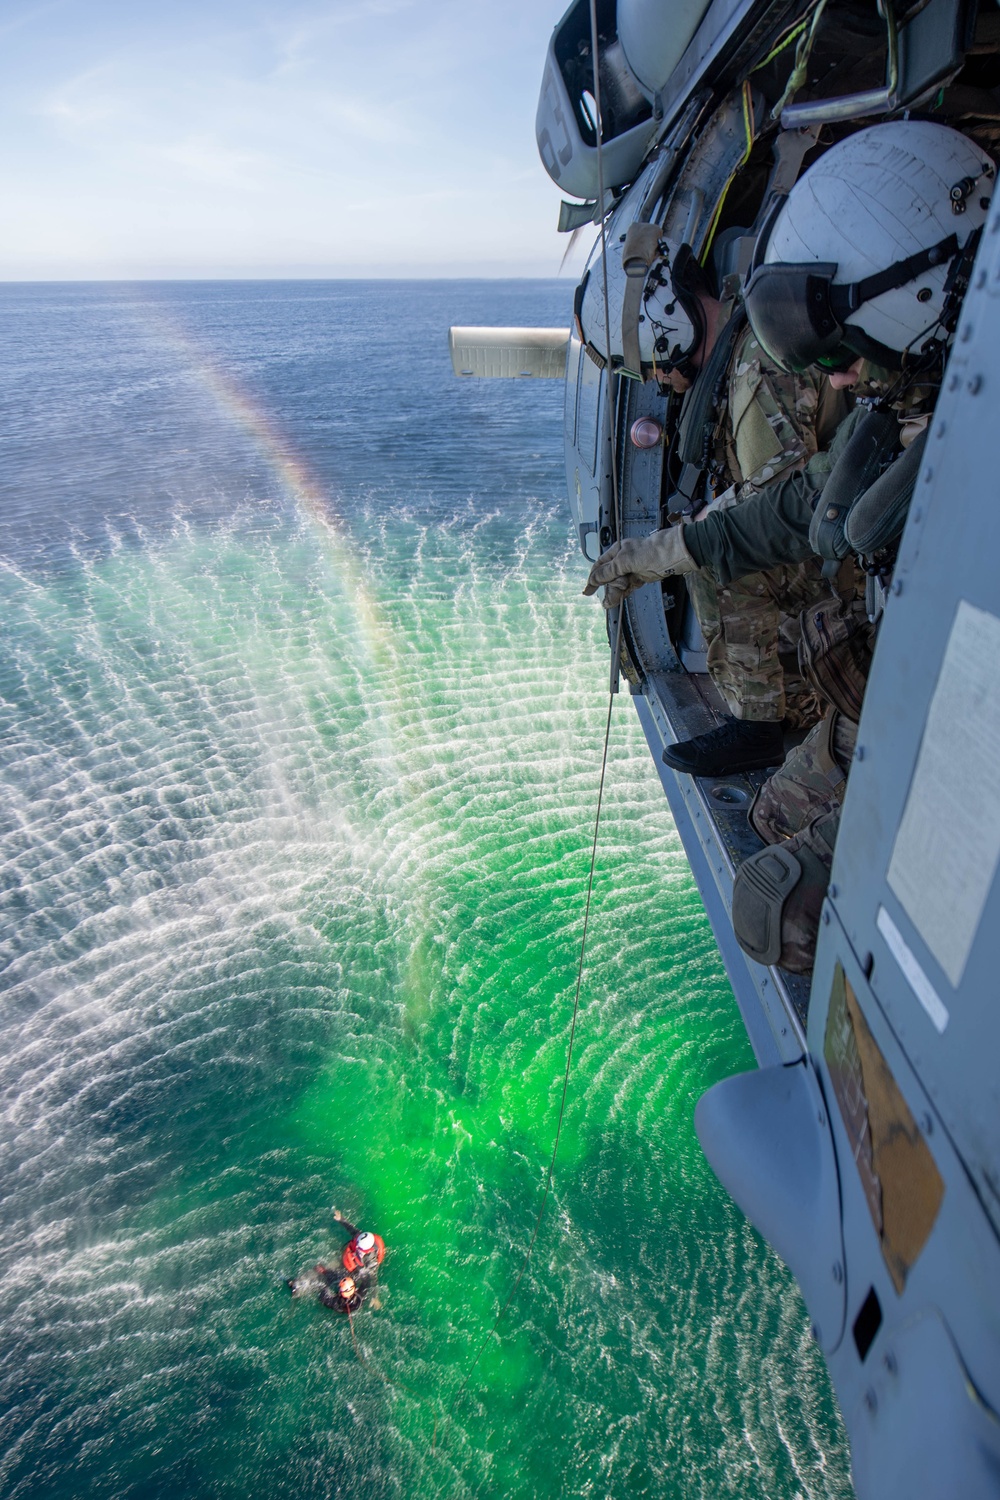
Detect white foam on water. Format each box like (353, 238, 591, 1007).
(0, 500, 850, 1499)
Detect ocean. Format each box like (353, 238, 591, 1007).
(0, 280, 852, 1499)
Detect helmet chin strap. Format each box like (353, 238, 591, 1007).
(871, 224, 986, 410)
(830, 233, 960, 322)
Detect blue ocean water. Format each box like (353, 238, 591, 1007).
(0, 280, 852, 1498)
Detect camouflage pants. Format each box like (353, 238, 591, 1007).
(687, 560, 833, 725)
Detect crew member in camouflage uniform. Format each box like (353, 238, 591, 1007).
(677, 307, 848, 773)
(601, 257, 849, 776)
(592, 119, 990, 974)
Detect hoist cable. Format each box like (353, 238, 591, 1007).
(434, 9, 628, 1466)
(432, 612, 623, 1450)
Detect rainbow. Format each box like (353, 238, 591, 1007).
(134, 296, 397, 698)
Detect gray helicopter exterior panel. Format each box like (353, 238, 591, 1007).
(808, 912, 1000, 1496)
(822, 195, 1000, 1247)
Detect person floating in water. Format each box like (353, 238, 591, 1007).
(318, 1269, 366, 1315)
(284, 1208, 386, 1313)
(332, 1207, 385, 1280)
(285, 1263, 373, 1313)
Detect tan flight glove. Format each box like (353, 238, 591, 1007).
(582, 527, 697, 608)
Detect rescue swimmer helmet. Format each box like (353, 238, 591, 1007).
(745, 122, 994, 373)
(356, 1232, 376, 1253)
(339, 1276, 357, 1297)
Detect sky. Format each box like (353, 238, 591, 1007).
(0, 0, 593, 278)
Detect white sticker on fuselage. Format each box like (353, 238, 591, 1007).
(888, 599, 1000, 989)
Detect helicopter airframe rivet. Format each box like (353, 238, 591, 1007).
(948, 374, 959, 390)
(892, 579, 903, 596)
(920, 1112, 933, 1135)
(856, 746, 865, 761)
(884, 1351, 898, 1375)
(865, 1389, 878, 1414)
(935, 421, 946, 439)
(829, 883, 838, 899)
(818, 1111, 826, 1127)
(968, 374, 984, 394)
(823, 908, 830, 925)
(976, 270, 988, 288)
(832, 1262, 843, 1284)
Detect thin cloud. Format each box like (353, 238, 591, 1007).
(0, 0, 569, 277)
(158, 135, 274, 190)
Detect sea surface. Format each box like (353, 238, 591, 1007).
(0, 280, 852, 1499)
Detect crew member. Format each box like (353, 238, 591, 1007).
(581, 230, 846, 776)
(333, 1207, 385, 1279)
(584, 122, 991, 639)
(585, 120, 992, 971)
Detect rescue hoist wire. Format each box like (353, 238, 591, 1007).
(432, 612, 623, 1451)
(430, 8, 624, 1458)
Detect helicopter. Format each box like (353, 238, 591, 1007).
(450, 0, 1000, 1494)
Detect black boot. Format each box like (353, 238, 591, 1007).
(661, 718, 785, 776)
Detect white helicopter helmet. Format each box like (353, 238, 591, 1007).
(745, 121, 995, 374)
(577, 226, 709, 378)
(639, 240, 712, 378)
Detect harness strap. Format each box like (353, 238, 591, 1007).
(813, 708, 848, 795)
(676, 304, 748, 478)
(620, 222, 665, 378)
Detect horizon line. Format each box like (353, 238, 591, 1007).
(0, 274, 574, 286)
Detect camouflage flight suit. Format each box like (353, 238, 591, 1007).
(686, 324, 848, 724)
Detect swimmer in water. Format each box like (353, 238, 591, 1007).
(285, 1265, 370, 1313)
(318, 1270, 366, 1315)
(332, 1207, 386, 1283)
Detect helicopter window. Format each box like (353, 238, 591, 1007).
(565, 337, 583, 450)
(580, 92, 598, 137)
(760, 0, 891, 126)
(577, 349, 604, 476)
(553, 0, 652, 146)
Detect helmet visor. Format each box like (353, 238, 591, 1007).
(745, 262, 855, 373)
